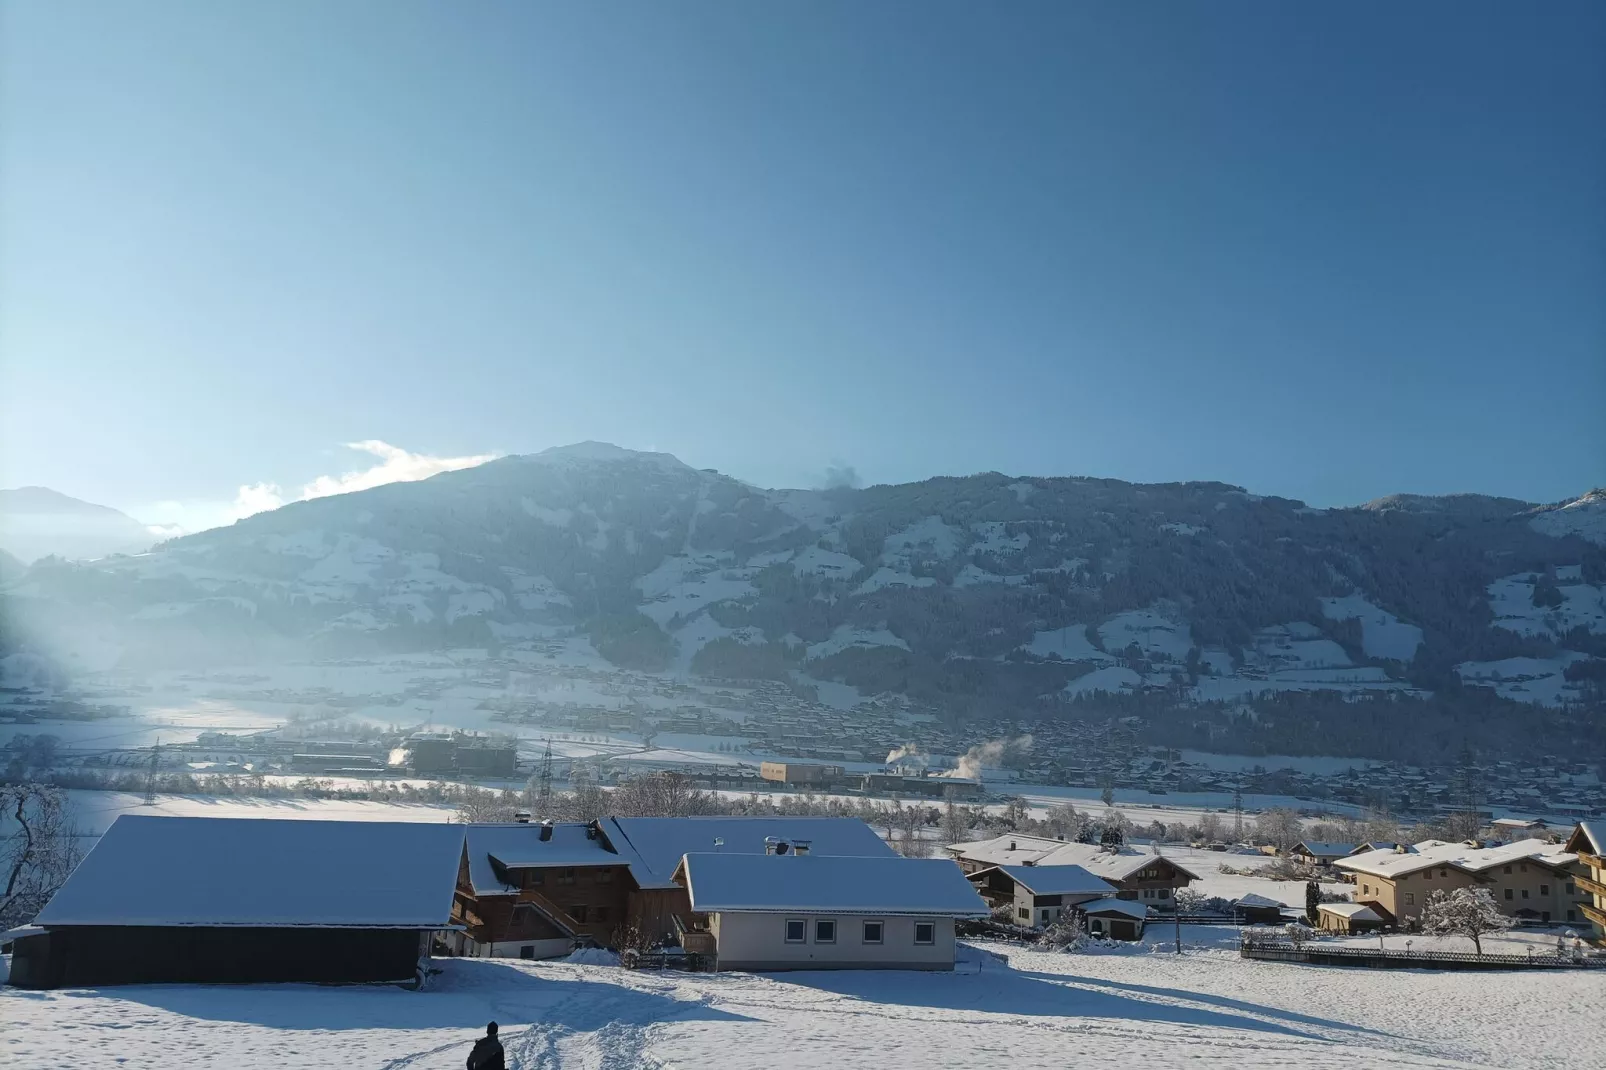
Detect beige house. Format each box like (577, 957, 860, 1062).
(1564, 822, 1605, 943)
(674, 853, 988, 971)
(946, 834, 1197, 903)
(1316, 902, 1384, 934)
(1334, 838, 1586, 926)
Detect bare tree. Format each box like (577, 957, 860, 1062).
(1254, 808, 1303, 854)
(941, 796, 969, 847)
(1, 783, 82, 929)
(1419, 887, 1510, 955)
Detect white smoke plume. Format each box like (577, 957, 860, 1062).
(229, 440, 498, 521)
(884, 743, 929, 769)
(940, 734, 1033, 780)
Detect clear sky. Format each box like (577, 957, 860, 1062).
(3, 1, 1603, 530)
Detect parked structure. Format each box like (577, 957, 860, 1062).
(946, 834, 1197, 903)
(1231, 893, 1288, 925)
(449, 815, 898, 959)
(673, 852, 988, 971)
(1564, 822, 1604, 943)
(759, 762, 844, 787)
(9, 816, 464, 989)
(1290, 841, 1356, 866)
(1079, 898, 1148, 940)
(966, 864, 1115, 928)
(1334, 838, 1586, 926)
(1315, 902, 1387, 935)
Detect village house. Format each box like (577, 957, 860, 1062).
(1231, 893, 1288, 925)
(672, 851, 989, 971)
(1078, 898, 1149, 940)
(1333, 838, 1586, 927)
(946, 834, 1198, 904)
(9, 815, 465, 989)
(1564, 822, 1604, 943)
(450, 815, 897, 959)
(1289, 841, 1356, 867)
(965, 864, 1116, 928)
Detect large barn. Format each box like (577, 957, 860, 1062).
(9, 815, 466, 989)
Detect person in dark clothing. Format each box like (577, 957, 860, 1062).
(467, 1021, 505, 1070)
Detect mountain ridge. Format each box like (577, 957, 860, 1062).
(4, 445, 1603, 762)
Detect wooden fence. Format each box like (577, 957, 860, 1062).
(1239, 938, 1605, 971)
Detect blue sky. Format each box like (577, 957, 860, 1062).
(3, 2, 1603, 530)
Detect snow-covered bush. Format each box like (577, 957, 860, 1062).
(1419, 887, 1510, 955)
(1038, 913, 1088, 951)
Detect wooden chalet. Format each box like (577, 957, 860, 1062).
(1565, 822, 1605, 943)
(449, 815, 898, 959)
(946, 834, 1198, 903)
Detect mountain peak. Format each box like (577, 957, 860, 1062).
(527, 441, 694, 471)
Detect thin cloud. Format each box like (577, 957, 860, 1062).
(228, 440, 498, 521)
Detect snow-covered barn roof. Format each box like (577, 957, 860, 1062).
(1318, 902, 1381, 921)
(1079, 897, 1147, 920)
(678, 854, 989, 917)
(464, 822, 652, 895)
(971, 864, 1115, 898)
(35, 815, 465, 928)
(607, 816, 895, 889)
(1233, 893, 1286, 910)
(949, 834, 1199, 882)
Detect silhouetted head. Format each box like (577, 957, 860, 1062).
(487, 1021, 499, 1036)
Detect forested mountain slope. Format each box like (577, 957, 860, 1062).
(4, 444, 1603, 761)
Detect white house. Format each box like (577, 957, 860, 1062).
(965, 864, 1116, 928)
(674, 852, 989, 971)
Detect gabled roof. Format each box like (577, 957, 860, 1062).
(970, 864, 1116, 898)
(1567, 821, 1603, 857)
(1293, 841, 1355, 857)
(608, 816, 895, 889)
(1233, 893, 1286, 910)
(464, 822, 652, 895)
(35, 815, 464, 928)
(1318, 902, 1381, 921)
(949, 834, 1199, 882)
(678, 853, 989, 917)
(1079, 897, 1147, 919)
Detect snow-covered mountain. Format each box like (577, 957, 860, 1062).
(4, 446, 1603, 758)
(0, 487, 158, 563)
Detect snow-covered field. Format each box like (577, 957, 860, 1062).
(3, 935, 1597, 1069)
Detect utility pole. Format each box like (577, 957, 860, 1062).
(537, 739, 554, 807)
(1232, 784, 1244, 842)
(143, 738, 161, 806)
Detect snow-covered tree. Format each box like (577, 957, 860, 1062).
(1, 783, 82, 929)
(1419, 887, 1510, 955)
(1039, 911, 1088, 951)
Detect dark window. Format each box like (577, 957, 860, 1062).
(1440, 869, 1448, 878)
(1521, 889, 1529, 899)
(520, 945, 535, 959)
(1504, 888, 1513, 900)
(595, 869, 613, 884)
(1158, 888, 1170, 899)
(785, 919, 806, 943)
(862, 921, 884, 944)
(1540, 884, 1550, 896)
(1568, 910, 1577, 922)
(1404, 893, 1414, 906)
(557, 867, 576, 885)
(914, 921, 936, 946)
(814, 919, 836, 944)
(1503, 865, 1512, 875)
(1567, 884, 1576, 895)
(1017, 906, 1030, 921)
(593, 906, 609, 923)
(571, 905, 589, 923)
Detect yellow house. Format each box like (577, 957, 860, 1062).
(1333, 838, 1586, 926)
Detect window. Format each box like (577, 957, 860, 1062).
(1018, 907, 1031, 921)
(595, 869, 613, 884)
(571, 905, 589, 923)
(593, 906, 609, 923)
(520, 945, 536, 959)
(1521, 889, 1529, 899)
(525, 870, 544, 886)
(1567, 884, 1576, 895)
(862, 921, 884, 944)
(1540, 884, 1550, 896)
(1520, 863, 1527, 873)
(1504, 888, 1513, 900)
(814, 919, 836, 944)
(1568, 910, 1577, 922)
(1404, 893, 1414, 906)
(556, 867, 576, 885)
(914, 921, 936, 946)
(1503, 865, 1512, 875)
(1142, 889, 1152, 899)
(1041, 909, 1051, 924)
(1158, 888, 1169, 899)
(1440, 869, 1448, 878)
(785, 919, 806, 943)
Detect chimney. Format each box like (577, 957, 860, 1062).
(1009, 841, 1017, 851)
(514, 811, 532, 824)
(539, 819, 554, 842)
(765, 836, 792, 855)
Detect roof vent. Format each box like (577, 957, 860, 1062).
(792, 839, 812, 856)
(1009, 841, 1017, 851)
(539, 819, 554, 842)
(514, 811, 532, 824)
(765, 836, 792, 855)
